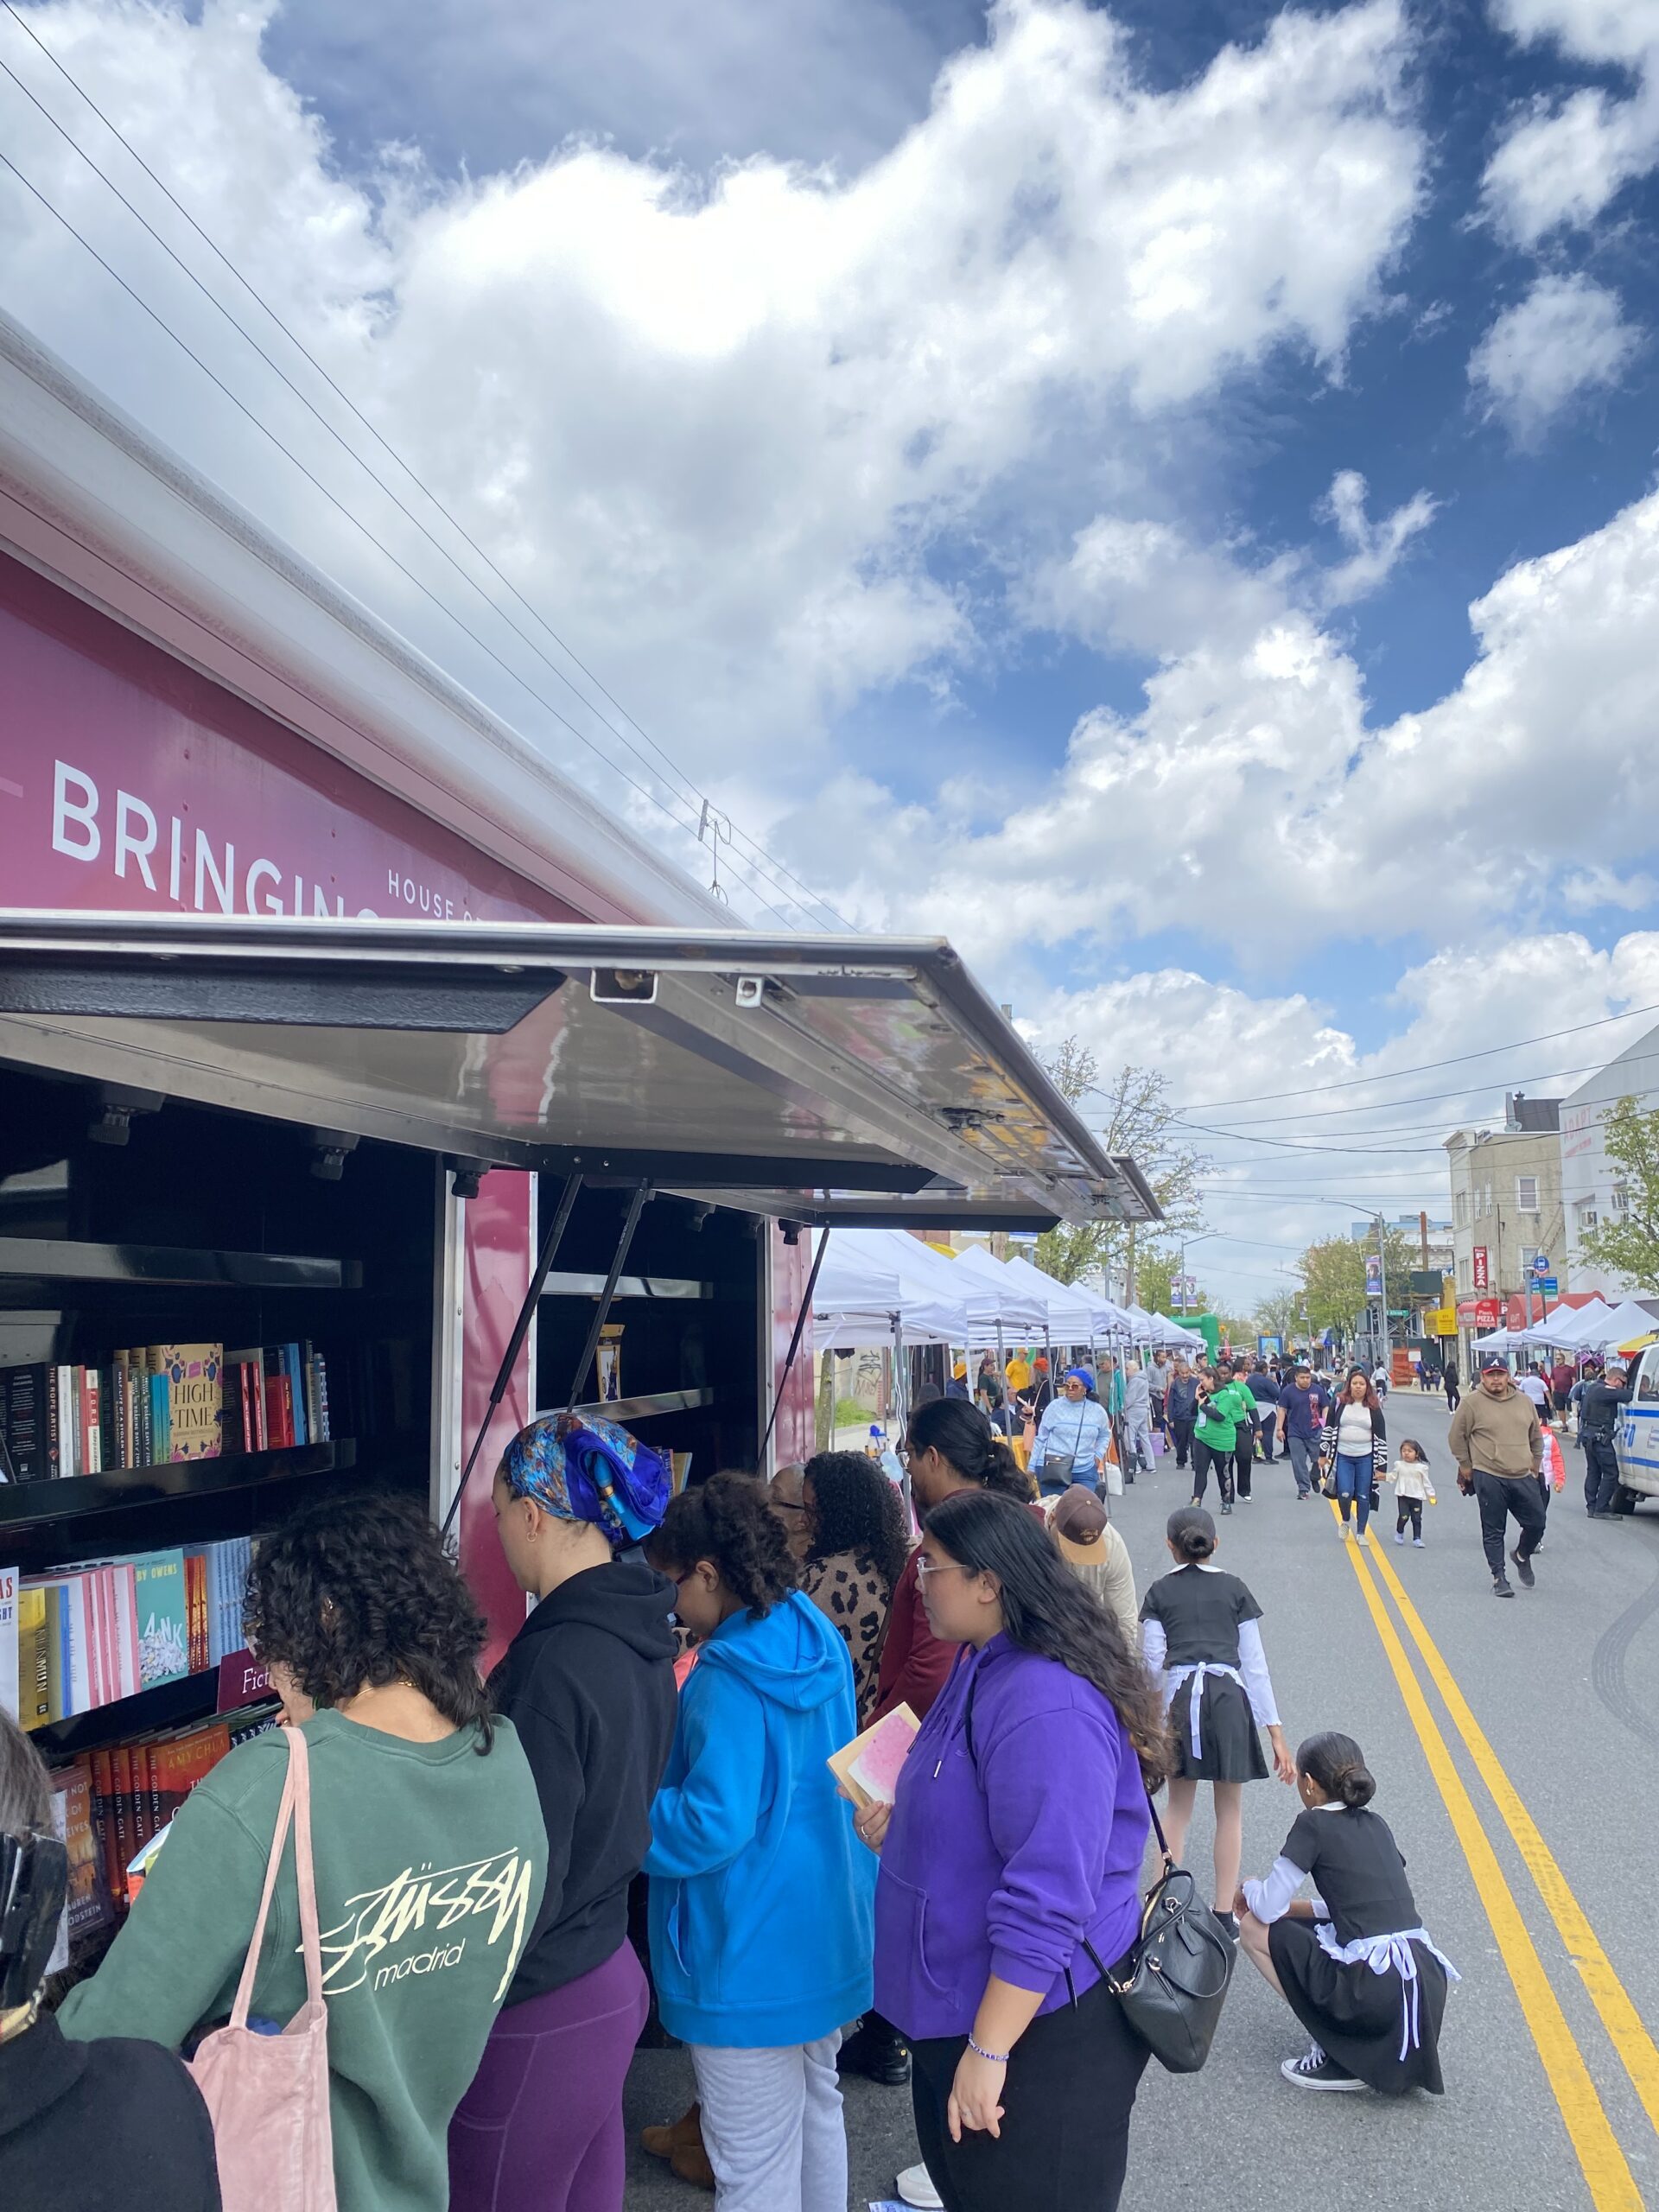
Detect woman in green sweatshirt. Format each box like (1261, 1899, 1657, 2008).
(59, 1494, 547, 2212)
(1191, 1368, 1241, 1514)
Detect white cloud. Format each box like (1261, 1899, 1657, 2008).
(0, 0, 1425, 837)
(1319, 467, 1435, 604)
(1483, 0, 1659, 244)
(1467, 272, 1639, 442)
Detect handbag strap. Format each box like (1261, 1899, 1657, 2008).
(229, 1723, 326, 2027)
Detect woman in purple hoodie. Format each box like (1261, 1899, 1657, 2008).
(855, 1491, 1170, 2212)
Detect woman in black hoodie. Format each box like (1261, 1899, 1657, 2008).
(449, 1414, 678, 2212)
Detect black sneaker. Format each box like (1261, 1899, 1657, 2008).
(836, 2018, 911, 2088)
(1510, 1547, 1535, 1589)
(1493, 1576, 1515, 1598)
(1213, 1910, 1241, 1941)
(1281, 2045, 1363, 2092)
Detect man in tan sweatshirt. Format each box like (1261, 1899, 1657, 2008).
(1448, 1357, 1545, 1598)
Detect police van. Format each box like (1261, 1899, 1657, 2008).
(1616, 1343, 1659, 1501)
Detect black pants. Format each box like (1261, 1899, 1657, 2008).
(1584, 1433, 1624, 1515)
(1396, 1498, 1423, 1540)
(1234, 1432, 1255, 1498)
(1192, 1439, 1233, 1503)
(1169, 1415, 1195, 1468)
(1256, 1415, 1274, 1462)
(909, 1974, 1149, 2212)
(1475, 1470, 1546, 1579)
(1445, 1381, 1461, 1411)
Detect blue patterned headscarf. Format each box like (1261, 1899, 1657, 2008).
(500, 1414, 671, 1547)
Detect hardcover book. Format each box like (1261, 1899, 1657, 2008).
(153, 1344, 223, 1462)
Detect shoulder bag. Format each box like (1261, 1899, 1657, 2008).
(1040, 1403, 1090, 1490)
(965, 1670, 1233, 2075)
(188, 1724, 336, 2212)
(1087, 1789, 1236, 2073)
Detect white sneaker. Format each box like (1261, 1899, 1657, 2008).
(1338, 1521, 1351, 1540)
(897, 2164, 944, 2210)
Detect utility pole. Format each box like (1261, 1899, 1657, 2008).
(1124, 1221, 1138, 1308)
(1376, 1213, 1390, 1370)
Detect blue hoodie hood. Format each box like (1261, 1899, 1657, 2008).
(645, 1591, 874, 2046)
(695, 1583, 852, 1712)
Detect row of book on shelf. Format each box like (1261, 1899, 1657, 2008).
(46, 1700, 281, 1963)
(0, 1340, 332, 1482)
(0, 1537, 253, 1729)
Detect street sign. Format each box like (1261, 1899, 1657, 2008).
(1531, 1253, 1551, 1281)
(1472, 1248, 1489, 1290)
(1364, 1255, 1382, 1298)
(1536, 1276, 1558, 1297)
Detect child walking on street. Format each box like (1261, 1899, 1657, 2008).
(1387, 1440, 1436, 1548)
(1140, 1508, 1294, 1939)
(1236, 1731, 1458, 2094)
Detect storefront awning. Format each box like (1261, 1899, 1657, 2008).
(0, 913, 1160, 1230)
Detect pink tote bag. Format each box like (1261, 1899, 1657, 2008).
(188, 1723, 337, 2212)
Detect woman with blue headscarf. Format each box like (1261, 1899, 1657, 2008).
(1033, 1368, 1113, 1498)
(448, 1415, 678, 2212)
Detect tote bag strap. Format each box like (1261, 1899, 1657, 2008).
(228, 1724, 326, 2028)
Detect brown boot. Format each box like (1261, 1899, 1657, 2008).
(669, 2138, 716, 2190)
(641, 2102, 703, 2162)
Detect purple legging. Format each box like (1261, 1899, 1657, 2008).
(448, 1939, 649, 2212)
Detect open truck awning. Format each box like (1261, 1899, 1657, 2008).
(0, 914, 1160, 1230)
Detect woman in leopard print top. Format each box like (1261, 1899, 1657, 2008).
(798, 1451, 912, 1722)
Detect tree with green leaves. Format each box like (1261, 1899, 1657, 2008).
(1577, 1095, 1659, 1291)
(1296, 1226, 1417, 1338)
(1253, 1289, 1303, 1345)
(1034, 1043, 1208, 1291)
(1138, 1250, 1207, 1321)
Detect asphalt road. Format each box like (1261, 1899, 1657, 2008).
(622, 1389, 1659, 2210)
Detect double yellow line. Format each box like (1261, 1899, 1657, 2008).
(1337, 1515, 1657, 2209)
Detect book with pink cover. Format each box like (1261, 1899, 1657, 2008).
(828, 1703, 918, 1809)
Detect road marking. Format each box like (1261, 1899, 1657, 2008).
(1366, 1536, 1659, 2143)
(1334, 1529, 1643, 2209)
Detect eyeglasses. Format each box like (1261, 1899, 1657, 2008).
(915, 1557, 973, 1580)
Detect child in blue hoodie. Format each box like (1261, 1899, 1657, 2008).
(644, 1473, 874, 2212)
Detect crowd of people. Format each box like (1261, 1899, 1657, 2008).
(1, 1345, 1479, 2212)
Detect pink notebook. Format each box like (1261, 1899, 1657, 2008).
(830, 1705, 919, 1808)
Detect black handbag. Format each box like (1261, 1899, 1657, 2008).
(1086, 1791, 1236, 2073)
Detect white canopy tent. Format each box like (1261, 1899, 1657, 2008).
(1471, 1326, 1531, 1353)
(1580, 1300, 1659, 1351)
(944, 1242, 1053, 1342)
(1515, 1298, 1615, 1350)
(996, 1253, 1102, 1345)
(810, 1229, 970, 1349)
(1150, 1313, 1208, 1350)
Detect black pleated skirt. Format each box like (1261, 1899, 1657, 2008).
(1166, 1674, 1267, 1783)
(1268, 1919, 1448, 2094)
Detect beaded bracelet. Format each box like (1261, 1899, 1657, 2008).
(967, 2035, 1010, 2064)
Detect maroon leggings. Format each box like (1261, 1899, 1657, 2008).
(448, 1940, 649, 2212)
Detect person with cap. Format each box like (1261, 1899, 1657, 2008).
(1033, 1367, 1113, 1498)
(1019, 1356, 1054, 1421)
(1580, 1358, 1636, 1519)
(0, 1711, 221, 2212)
(1448, 1359, 1547, 1597)
(946, 1363, 973, 1402)
(1047, 1482, 1138, 1639)
(454, 1413, 679, 2211)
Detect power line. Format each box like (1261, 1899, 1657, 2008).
(0, 12, 855, 934)
(1172, 1055, 1627, 1131)
(1171, 999, 1659, 1113)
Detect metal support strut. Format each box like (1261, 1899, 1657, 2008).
(757, 1229, 832, 1474)
(439, 1172, 585, 1541)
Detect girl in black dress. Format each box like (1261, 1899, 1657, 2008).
(1236, 1730, 1459, 2094)
(1140, 1508, 1295, 1937)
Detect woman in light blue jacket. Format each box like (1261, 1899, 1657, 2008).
(644, 1473, 874, 2212)
(1033, 1368, 1112, 1497)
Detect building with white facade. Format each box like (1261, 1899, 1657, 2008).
(1445, 1096, 1564, 1368)
(1560, 1021, 1659, 1297)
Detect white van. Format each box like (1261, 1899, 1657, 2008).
(1615, 1344, 1659, 1501)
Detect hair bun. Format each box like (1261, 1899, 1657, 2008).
(1339, 1762, 1376, 1808)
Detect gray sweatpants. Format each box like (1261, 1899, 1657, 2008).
(690, 2032, 847, 2212)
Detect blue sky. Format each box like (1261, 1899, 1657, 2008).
(6, 0, 1659, 1306)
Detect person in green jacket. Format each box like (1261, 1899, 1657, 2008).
(60, 1494, 547, 2212)
(1191, 1368, 1240, 1514)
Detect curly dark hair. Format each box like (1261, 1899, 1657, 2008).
(802, 1451, 911, 1597)
(244, 1490, 494, 1751)
(646, 1470, 799, 1618)
(906, 1396, 1035, 1503)
(925, 1489, 1172, 1789)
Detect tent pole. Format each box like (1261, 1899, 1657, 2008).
(439, 1171, 585, 1541)
(758, 1230, 832, 1474)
